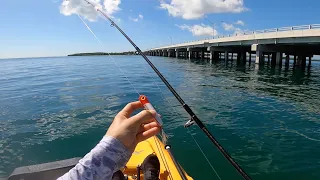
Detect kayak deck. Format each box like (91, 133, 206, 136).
(8, 136, 192, 180)
(124, 136, 193, 180)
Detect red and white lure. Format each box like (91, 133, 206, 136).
(139, 95, 163, 126)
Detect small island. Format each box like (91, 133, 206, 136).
(68, 51, 138, 56)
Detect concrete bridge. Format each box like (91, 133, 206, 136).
(146, 24, 320, 68)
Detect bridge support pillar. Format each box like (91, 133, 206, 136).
(188, 47, 206, 59)
(163, 50, 168, 57)
(225, 51, 229, 61)
(236, 52, 243, 64)
(296, 55, 307, 68)
(254, 49, 264, 65)
(308, 56, 312, 67)
(242, 52, 247, 64)
(301, 56, 306, 68)
(188, 51, 193, 59)
(175, 51, 179, 58)
(236, 52, 241, 64)
(210, 51, 219, 61)
(257, 51, 264, 64)
(215, 51, 220, 61)
(271, 52, 276, 67)
(276, 52, 283, 67)
(285, 55, 290, 67)
(201, 50, 204, 60)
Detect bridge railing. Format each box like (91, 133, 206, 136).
(150, 24, 320, 50)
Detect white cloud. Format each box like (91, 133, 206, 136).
(222, 22, 244, 35)
(60, 0, 121, 22)
(176, 24, 218, 36)
(129, 17, 139, 22)
(222, 22, 235, 31)
(233, 28, 243, 35)
(104, 0, 121, 15)
(129, 14, 144, 22)
(160, 0, 247, 20)
(235, 20, 245, 26)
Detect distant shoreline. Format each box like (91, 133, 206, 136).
(68, 52, 137, 56)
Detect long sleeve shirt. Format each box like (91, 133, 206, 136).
(57, 136, 131, 180)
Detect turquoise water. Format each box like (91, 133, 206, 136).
(0, 56, 320, 179)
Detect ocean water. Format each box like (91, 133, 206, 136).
(0, 55, 319, 179)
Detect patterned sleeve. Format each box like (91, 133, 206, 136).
(57, 136, 131, 180)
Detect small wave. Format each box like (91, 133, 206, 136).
(285, 129, 320, 142)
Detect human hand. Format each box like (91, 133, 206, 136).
(106, 101, 161, 152)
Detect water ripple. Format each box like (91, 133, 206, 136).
(0, 56, 320, 179)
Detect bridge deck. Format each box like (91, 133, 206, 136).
(147, 24, 320, 68)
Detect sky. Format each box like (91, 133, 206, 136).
(1, 0, 320, 59)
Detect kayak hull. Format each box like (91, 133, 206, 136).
(8, 136, 193, 180)
(8, 158, 80, 180)
(125, 136, 193, 180)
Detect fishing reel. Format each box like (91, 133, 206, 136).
(184, 119, 195, 128)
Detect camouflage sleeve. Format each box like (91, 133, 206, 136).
(57, 136, 131, 180)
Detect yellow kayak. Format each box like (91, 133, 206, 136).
(8, 136, 193, 180)
(124, 136, 193, 180)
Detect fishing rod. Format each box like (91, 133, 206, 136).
(82, 0, 251, 179)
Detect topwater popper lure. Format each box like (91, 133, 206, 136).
(139, 95, 163, 126)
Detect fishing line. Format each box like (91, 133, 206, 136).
(77, 14, 102, 44)
(74, 3, 174, 146)
(73, 1, 252, 179)
(75, 12, 141, 96)
(135, 54, 222, 179)
(75, 5, 174, 146)
(77, 14, 177, 180)
(187, 128, 222, 180)
(146, 69, 222, 179)
(156, 84, 222, 179)
(78, 11, 221, 178)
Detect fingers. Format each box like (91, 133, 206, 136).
(130, 110, 156, 125)
(119, 101, 143, 118)
(138, 121, 159, 133)
(136, 126, 161, 142)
